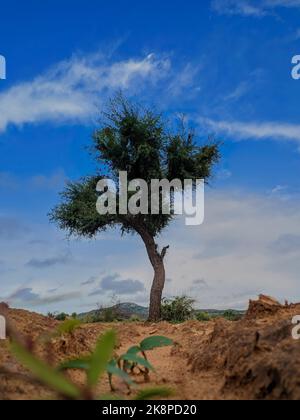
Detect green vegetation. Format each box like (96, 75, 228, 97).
(222, 310, 243, 321)
(161, 296, 195, 323)
(54, 312, 68, 321)
(196, 311, 211, 322)
(60, 335, 174, 392)
(11, 328, 173, 400)
(79, 303, 148, 323)
(56, 319, 81, 336)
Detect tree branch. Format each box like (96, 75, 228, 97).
(161, 245, 170, 260)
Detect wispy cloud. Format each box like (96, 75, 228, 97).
(0, 216, 29, 240)
(0, 169, 67, 191)
(212, 0, 300, 17)
(0, 52, 170, 133)
(5, 287, 81, 306)
(89, 273, 145, 296)
(202, 117, 300, 144)
(166, 63, 201, 97)
(26, 253, 72, 268)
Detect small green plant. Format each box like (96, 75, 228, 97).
(117, 336, 174, 382)
(161, 296, 195, 323)
(10, 329, 172, 400)
(196, 312, 211, 322)
(55, 312, 68, 321)
(60, 335, 173, 393)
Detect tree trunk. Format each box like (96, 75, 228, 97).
(134, 225, 169, 322)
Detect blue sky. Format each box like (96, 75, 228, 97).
(1, 0, 300, 313)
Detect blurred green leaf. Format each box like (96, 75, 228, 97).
(120, 354, 154, 371)
(107, 363, 134, 385)
(11, 340, 81, 399)
(87, 330, 116, 387)
(58, 358, 90, 371)
(134, 387, 173, 400)
(57, 319, 81, 335)
(99, 394, 124, 400)
(140, 336, 173, 351)
(127, 346, 141, 355)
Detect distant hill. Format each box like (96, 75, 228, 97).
(195, 309, 246, 317)
(78, 303, 245, 322)
(78, 302, 149, 321)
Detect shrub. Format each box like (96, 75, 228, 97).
(161, 296, 195, 323)
(57, 319, 81, 336)
(128, 315, 142, 322)
(55, 313, 68, 321)
(196, 311, 211, 322)
(222, 310, 242, 322)
(102, 307, 119, 323)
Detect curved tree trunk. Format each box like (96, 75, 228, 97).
(148, 258, 166, 322)
(134, 225, 169, 322)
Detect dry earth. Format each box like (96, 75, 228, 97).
(0, 295, 299, 400)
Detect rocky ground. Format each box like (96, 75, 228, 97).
(0, 295, 299, 400)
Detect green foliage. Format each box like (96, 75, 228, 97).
(10, 328, 173, 400)
(58, 334, 173, 392)
(57, 319, 81, 335)
(49, 95, 220, 322)
(58, 358, 90, 371)
(161, 296, 195, 323)
(120, 353, 154, 372)
(55, 313, 68, 321)
(11, 340, 81, 399)
(140, 336, 174, 351)
(128, 315, 142, 322)
(196, 311, 211, 322)
(88, 330, 116, 387)
(222, 310, 242, 322)
(101, 307, 120, 323)
(119, 335, 173, 377)
(50, 95, 220, 239)
(134, 387, 174, 401)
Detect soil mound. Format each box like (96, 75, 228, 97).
(190, 296, 300, 400)
(1, 297, 300, 400)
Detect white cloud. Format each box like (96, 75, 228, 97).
(0, 169, 67, 191)
(1, 187, 300, 312)
(162, 189, 300, 309)
(212, 0, 300, 17)
(166, 63, 202, 97)
(224, 81, 251, 101)
(201, 117, 300, 144)
(0, 52, 170, 133)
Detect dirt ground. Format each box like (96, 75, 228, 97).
(0, 295, 300, 400)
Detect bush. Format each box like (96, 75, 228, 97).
(102, 307, 119, 323)
(128, 315, 142, 322)
(222, 310, 242, 322)
(196, 311, 211, 322)
(55, 313, 68, 321)
(161, 296, 195, 323)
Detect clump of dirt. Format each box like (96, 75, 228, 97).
(0, 296, 299, 400)
(246, 294, 283, 320)
(189, 296, 300, 400)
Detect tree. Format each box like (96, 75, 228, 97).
(50, 96, 220, 321)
